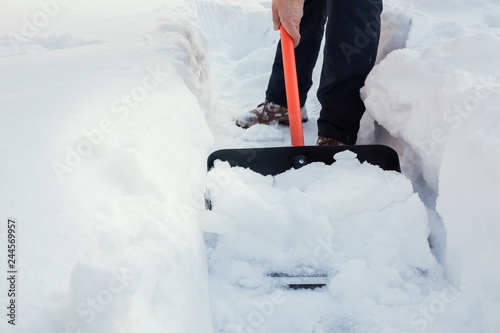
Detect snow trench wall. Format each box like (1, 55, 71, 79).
(363, 0, 500, 329)
(0, 1, 214, 332)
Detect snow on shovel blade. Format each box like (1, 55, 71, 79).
(203, 145, 401, 290)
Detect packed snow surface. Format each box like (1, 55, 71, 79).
(1, 0, 500, 332)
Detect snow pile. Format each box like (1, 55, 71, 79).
(364, 2, 500, 193)
(203, 151, 445, 332)
(1, 1, 214, 332)
(363, 0, 500, 329)
(437, 111, 500, 331)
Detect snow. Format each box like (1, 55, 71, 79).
(362, 1, 500, 331)
(205, 153, 443, 332)
(1, 0, 499, 332)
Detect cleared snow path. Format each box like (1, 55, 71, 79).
(196, 0, 490, 332)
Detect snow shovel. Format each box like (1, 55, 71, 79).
(206, 26, 401, 289)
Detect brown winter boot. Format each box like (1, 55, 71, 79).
(235, 100, 308, 128)
(316, 136, 346, 146)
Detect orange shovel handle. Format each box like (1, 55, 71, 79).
(280, 26, 304, 147)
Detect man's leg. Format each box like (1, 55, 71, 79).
(266, 0, 327, 108)
(317, 0, 382, 145)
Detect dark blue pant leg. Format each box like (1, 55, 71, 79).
(317, 0, 383, 144)
(265, 0, 327, 108)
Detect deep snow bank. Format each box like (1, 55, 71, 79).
(363, 0, 500, 329)
(0, 1, 213, 332)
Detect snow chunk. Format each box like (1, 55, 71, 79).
(205, 157, 439, 332)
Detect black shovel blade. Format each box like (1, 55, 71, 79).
(207, 145, 400, 175)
